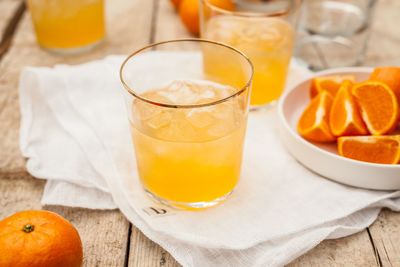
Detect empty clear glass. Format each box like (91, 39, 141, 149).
(295, 0, 376, 70)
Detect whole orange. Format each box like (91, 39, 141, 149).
(170, 0, 182, 10)
(179, 0, 234, 36)
(0, 210, 83, 267)
(179, 0, 200, 35)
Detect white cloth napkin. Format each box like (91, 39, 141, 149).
(19, 53, 400, 267)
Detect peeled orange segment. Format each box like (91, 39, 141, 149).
(298, 91, 335, 143)
(329, 80, 369, 137)
(338, 135, 400, 164)
(310, 75, 356, 98)
(370, 66, 400, 104)
(352, 81, 399, 135)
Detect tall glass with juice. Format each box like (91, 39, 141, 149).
(120, 40, 253, 209)
(201, 0, 299, 108)
(27, 0, 105, 54)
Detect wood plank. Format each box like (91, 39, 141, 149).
(0, 0, 23, 108)
(368, 210, 400, 267)
(129, 226, 180, 267)
(153, 0, 191, 42)
(0, 0, 22, 37)
(0, 0, 155, 266)
(0, 173, 129, 266)
(47, 206, 129, 267)
(288, 231, 378, 266)
(0, 0, 25, 60)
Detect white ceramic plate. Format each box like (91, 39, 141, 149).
(278, 67, 400, 190)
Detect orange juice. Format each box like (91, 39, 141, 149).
(203, 16, 294, 106)
(130, 80, 246, 207)
(28, 0, 105, 50)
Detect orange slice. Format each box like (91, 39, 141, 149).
(352, 81, 399, 135)
(338, 135, 400, 164)
(297, 91, 335, 143)
(310, 75, 356, 98)
(369, 66, 400, 104)
(329, 80, 369, 136)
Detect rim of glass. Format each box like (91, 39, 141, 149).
(201, 0, 299, 18)
(120, 38, 254, 109)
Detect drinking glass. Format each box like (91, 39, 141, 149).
(120, 39, 253, 210)
(27, 0, 105, 54)
(200, 0, 300, 108)
(295, 0, 376, 70)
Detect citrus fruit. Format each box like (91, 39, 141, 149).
(209, 0, 235, 9)
(0, 210, 83, 267)
(297, 91, 336, 143)
(338, 135, 400, 164)
(329, 80, 368, 136)
(179, 0, 200, 35)
(369, 66, 400, 104)
(179, 0, 234, 36)
(170, 0, 182, 10)
(310, 75, 355, 98)
(352, 81, 399, 135)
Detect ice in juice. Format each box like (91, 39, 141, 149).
(130, 80, 247, 206)
(28, 0, 105, 49)
(203, 16, 294, 106)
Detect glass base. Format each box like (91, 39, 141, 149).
(145, 189, 233, 211)
(39, 38, 104, 56)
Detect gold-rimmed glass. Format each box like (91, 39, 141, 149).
(200, 0, 300, 109)
(120, 39, 253, 210)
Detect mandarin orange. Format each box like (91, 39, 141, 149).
(352, 81, 399, 135)
(171, 0, 182, 9)
(329, 80, 368, 136)
(179, 0, 234, 35)
(338, 135, 400, 164)
(310, 75, 355, 98)
(369, 66, 400, 104)
(297, 91, 335, 143)
(0, 210, 83, 267)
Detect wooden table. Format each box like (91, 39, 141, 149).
(1, 0, 399, 266)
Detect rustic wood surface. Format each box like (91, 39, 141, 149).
(0, 0, 399, 266)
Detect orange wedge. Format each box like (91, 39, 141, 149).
(329, 80, 369, 136)
(338, 135, 400, 164)
(352, 81, 399, 135)
(310, 75, 356, 98)
(297, 91, 335, 143)
(369, 66, 400, 104)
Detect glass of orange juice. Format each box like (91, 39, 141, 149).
(201, 0, 299, 108)
(27, 0, 105, 54)
(120, 39, 253, 210)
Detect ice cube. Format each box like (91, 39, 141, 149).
(158, 112, 197, 141)
(186, 108, 216, 128)
(132, 100, 161, 121)
(242, 25, 261, 42)
(205, 16, 241, 45)
(166, 80, 185, 92)
(146, 111, 172, 129)
(207, 123, 230, 137)
(156, 80, 200, 105)
(199, 89, 216, 99)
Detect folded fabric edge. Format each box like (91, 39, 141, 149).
(41, 180, 117, 210)
(269, 207, 381, 267)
